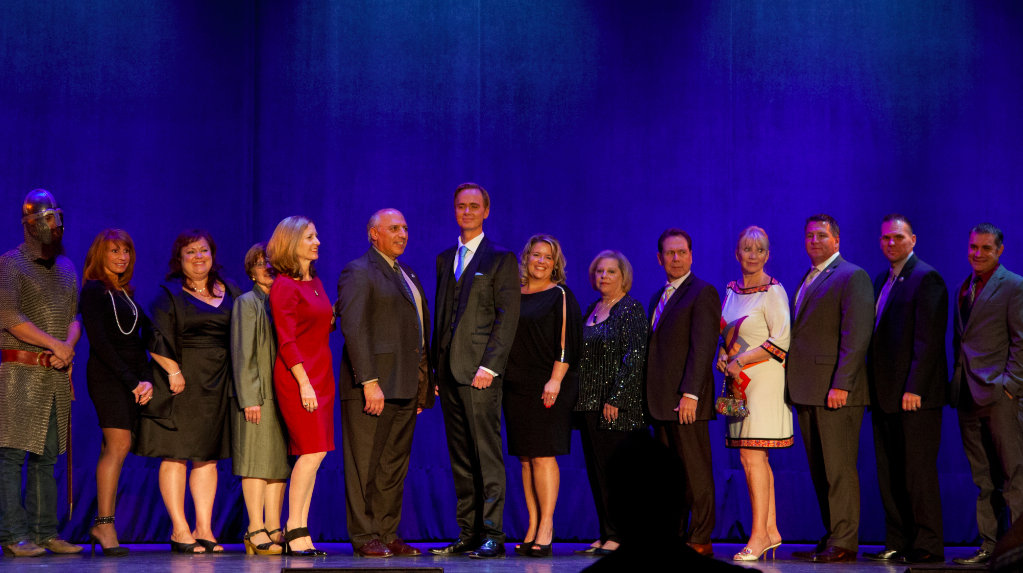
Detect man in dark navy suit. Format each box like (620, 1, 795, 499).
(429, 183, 520, 559)
(865, 213, 947, 565)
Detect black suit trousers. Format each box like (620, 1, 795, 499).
(796, 404, 864, 551)
(958, 389, 1023, 550)
(872, 408, 943, 555)
(341, 395, 418, 547)
(577, 411, 631, 543)
(653, 419, 715, 544)
(438, 368, 506, 542)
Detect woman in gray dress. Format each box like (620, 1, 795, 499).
(230, 244, 291, 555)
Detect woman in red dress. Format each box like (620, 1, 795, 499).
(267, 215, 334, 556)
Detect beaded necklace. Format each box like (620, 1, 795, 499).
(107, 288, 139, 335)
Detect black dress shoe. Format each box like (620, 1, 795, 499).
(899, 548, 943, 563)
(428, 538, 478, 555)
(863, 548, 902, 561)
(467, 539, 505, 559)
(953, 548, 992, 565)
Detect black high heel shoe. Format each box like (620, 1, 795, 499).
(169, 540, 204, 553)
(529, 542, 553, 557)
(514, 539, 535, 556)
(90, 516, 129, 557)
(529, 530, 553, 558)
(283, 527, 327, 556)
(194, 538, 225, 553)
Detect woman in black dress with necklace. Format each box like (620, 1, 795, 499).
(503, 234, 582, 558)
(80, 229, 154, 556)
(134, 229, 239, 554)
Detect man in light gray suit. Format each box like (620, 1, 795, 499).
(787, 214, 874, 563)
(950, 223, 1023, 566)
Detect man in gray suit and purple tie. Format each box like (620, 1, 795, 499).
(950, 223, 1023, 566)
(787, 214, 874, 563)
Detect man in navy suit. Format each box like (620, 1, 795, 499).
(429, 183, 520, 559)
(644, 228, 721, 557)
(865, 213, 947, 564)
(336, 208, 434, 558)
(787, 214, 874, 563)
(950, 223, 1023, 566)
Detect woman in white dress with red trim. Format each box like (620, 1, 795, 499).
(717, 226, 793, 562)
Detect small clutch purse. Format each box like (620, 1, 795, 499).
(715, 376, 750, 418)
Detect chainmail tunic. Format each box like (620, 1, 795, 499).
(0, 241, 78, 454)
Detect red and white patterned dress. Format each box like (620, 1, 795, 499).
(720, 278, 793, 448)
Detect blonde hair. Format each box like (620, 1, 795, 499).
(267, 215, 317, 279)
(736, 225, 770, 253)
(588, 250, 634, 293)
(519, 234, 567, 285)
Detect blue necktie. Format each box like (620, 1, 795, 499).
(454, 245, 469, 281)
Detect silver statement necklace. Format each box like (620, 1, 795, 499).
(108, 288, 139, 335)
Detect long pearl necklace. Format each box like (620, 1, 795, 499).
(108, 288, 139, 335)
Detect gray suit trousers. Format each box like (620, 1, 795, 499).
(796, 404, 864, 551)
(341, 396, 418, 547)
(957, 387, 1023, 550)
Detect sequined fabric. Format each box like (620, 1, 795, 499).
(576, 294, 648, 431)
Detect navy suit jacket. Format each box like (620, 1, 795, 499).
(868, 254, 948, 414)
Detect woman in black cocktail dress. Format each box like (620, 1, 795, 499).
(80, 228, 154, 556)
(503, 234, 582, 557)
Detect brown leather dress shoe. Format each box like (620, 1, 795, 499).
(812, 546, 857, 562)
(354, 538, 393, 558)
(1, 540, 46, 557)
(687, 542, 713, 557)
(387, 538, 422, 556)
(39, 538, 83, 554)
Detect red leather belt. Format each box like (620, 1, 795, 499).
(1, 349, 56, 368)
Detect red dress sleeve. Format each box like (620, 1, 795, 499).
(270, 276, 304, 369)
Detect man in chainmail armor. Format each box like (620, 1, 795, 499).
(0, 189, 81, 557)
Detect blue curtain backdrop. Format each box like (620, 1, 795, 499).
(1, 0, 1022, 544)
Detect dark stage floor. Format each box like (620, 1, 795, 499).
(0, 543, 987, 572)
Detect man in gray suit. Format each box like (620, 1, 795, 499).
(430, 183, 520, 559)
(787, 214, 874, 563)
(336, 208, 434, 558)
(950, 223, 1023, 566)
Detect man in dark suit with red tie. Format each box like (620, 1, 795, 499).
(865, 213, 947, 565)
(429, 183, 520, 559)
(336, 208, 434, 558)
(645, 228, 721, 557)
(787, 214, 874, 563)
(950, 223, 1023, 566)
